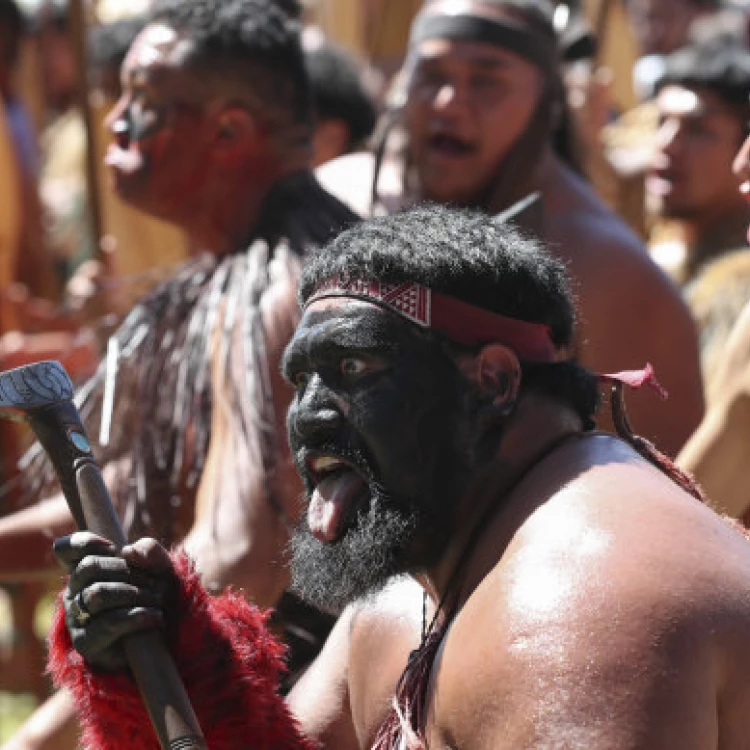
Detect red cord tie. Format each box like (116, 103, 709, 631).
(598, 362, 668, 400)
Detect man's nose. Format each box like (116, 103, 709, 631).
(655, 119, 682, 158)
(291, 376, 344, 441)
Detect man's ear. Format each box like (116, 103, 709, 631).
(473, 344, 521, 413)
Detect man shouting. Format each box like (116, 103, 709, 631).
(319, 0, 704, 457)
(51, 206, 750, 749)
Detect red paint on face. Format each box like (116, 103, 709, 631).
(104, 24, 219, 224)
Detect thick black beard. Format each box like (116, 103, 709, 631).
(290, 414, 482, 614)
(289, 491, 424, 615)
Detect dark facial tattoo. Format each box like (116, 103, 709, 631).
(284, 304, 482, 613)
(112, 94, 162, 146)
(114, 66, 205, 148)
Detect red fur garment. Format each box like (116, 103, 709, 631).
(48, 553, 316, 750)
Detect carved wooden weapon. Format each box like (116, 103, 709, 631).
(0, 360, 207, 750)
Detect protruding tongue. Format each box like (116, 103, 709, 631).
(309, 469, 367, 542)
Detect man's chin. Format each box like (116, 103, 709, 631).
(289, 506, 421, 615)
(659, 202, 697, 221)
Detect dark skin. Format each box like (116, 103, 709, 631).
(283, 304, 475, 610)
(55, 297, 750, 748)
(284, 305, 465, 514)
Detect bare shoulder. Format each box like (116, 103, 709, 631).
(437, 441, 750, 747)
(543, 167, 694, 355)
(546, 175, 667, 293)
(544, 169, 703, 454)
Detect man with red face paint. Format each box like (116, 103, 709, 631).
(47, 205, 750, 750)
(318, 0, 704, 459)
(3, 0, 357, 593)
(0, 0, 355, 746)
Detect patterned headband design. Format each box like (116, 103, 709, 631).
(306, 276, 557, 362)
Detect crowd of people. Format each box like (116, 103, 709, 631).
(0, 0, 750, 747)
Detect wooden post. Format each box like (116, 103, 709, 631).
(68, 0, 103, 257)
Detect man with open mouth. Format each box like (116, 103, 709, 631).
(1, 0, 356, 746)
(49, 205, 750, 750)
(317, 0, 705, 459)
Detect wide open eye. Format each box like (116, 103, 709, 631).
(340, 357, 368, 378)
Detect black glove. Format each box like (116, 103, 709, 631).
(53, 532, 176, 672)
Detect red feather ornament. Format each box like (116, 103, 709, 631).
(48, 553, 316, 750)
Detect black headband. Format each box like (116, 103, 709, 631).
(409, 13, 557, 73)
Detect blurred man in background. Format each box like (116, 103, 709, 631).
(1, 0, 354, 746)
(648, 31, 750, 285)
(319, 0, 704, 457)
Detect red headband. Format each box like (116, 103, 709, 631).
(305, 276, 557, 362)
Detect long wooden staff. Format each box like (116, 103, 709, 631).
(593, 0, 613, 68)
(68, 0, 103, 256)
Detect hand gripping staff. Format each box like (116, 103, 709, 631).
(0, 361, 207, 750)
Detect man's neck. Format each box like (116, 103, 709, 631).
(415, 395, 584, 619)
(186, 164, 311, 256)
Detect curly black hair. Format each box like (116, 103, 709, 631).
(149, 0, 311, 124)
(301, 204, 600, 428)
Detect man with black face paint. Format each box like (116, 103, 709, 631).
(318, 0, 704, 459)
(0, 0, 355, 746)
(48, 206, 750, 750)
